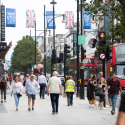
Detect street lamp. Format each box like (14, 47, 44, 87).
(50, 0, 57, 72)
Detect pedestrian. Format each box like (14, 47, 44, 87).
(9, 74, 12, 85)
(97, 72, 103, 84)
(11, 76, 23, 111)
(0, 76, 8, 103)
(87, 74, 93, 105)
(107, 73, 113, 108)
(116, 92, 125, 125)
(20, 73, 24, 86)
(3, 72, 8, 81)
(47, 71, 62, 115)
(25, 75, 40, 111)
(65, 76, 76, 106)
(104, 73, 122, 115)
(38, 72, 47, 99)
(98, 77, 106, 110)
(87, 75, 97, 108)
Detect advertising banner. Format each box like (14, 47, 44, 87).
(0, 42, 7, 52)
(7, 61, 11, 67)
(83, 11, 91, 29)
(1, 5, 5, 41)
(6, 8, 16, 27)
(46, 11, 56, 29)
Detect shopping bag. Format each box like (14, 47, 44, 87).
(95, 88, 104, 96)
(63, 93, 67, 98)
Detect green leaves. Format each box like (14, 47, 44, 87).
(11, 35, 40, 73)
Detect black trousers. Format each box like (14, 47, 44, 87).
(50, 94, 59, 113)
(39, 83, 46, 98)
(1, 89, 6, 100)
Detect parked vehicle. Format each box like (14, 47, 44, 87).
(57, 75, 64, 85)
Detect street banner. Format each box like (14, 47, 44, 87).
(7, 61, 11, 67)
(1, 5, 5, 41)
(83, 11, 91, 29)
(64, 11, 74, 29)
(46, 11, 56, 29)
(26, 10, 36, 28)
(6, 8, 16, 27)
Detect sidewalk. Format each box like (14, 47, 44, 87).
(0, 86, 118, 125)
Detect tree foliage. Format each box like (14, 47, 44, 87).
(41, 56, 52, 74)
(82, 0, 125, 51)
(11, 35, 40, 74)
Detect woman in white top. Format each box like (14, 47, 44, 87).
(11, 76, 23, 111)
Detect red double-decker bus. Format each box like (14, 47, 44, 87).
(94, 43, 125, 89)
(68, 56, 95, 86)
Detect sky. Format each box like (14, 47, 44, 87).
(2, 0, 77, 60)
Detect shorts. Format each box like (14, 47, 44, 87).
(28, 94, 36, 100)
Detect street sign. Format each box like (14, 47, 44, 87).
(99, 53, 105, 60)
(78, 35, 85, 45)
(34, 64, 37, 69)
(0, 42, 7, 52)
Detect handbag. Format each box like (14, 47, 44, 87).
(95, 87, 104, 96)
(17, 93, 22, 97)
(63, 93, 67, 98)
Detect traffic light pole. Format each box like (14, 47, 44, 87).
(80, 0, 84, 99)
(76, 0, 80, 97)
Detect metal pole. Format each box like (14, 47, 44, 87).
(76, 0, 79, 97)
(80, 0, 84, 99)
(44, 5, 46, 77)
(35, 23, 36, 74)
(52, 3, 56, 72)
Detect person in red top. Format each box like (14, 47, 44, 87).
(104, 73, 122, 115)
(9, 75, 12, 85)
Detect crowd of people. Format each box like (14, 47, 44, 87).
(1, 70, 125, 125)
(87, 71, 122, 115)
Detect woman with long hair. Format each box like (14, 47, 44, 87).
(87, 74, 97, 107)
(11, 76, 23, 111)
(0, 76, 8, 103)
(98, 77, 106, 110)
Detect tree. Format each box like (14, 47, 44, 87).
(11, 35, 40, 74)
(7, 66, 18, 74)
(83, 0, 125, 51)
(57, 64, 63, 74)
(41, 56, 52, 74)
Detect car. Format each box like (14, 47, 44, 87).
(57, 75, 64, 85)
(46, 74, 51, 82)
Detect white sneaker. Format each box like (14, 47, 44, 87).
(91, 104, 95, 108)
(100, 107, 106, 110)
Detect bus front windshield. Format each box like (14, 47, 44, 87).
(113, 65, 125, 75)
(83, 59, 94, 64)
(115, 45, 125, 63)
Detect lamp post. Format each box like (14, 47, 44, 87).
(76, 0, 80, 97)
(50, 0, 57, 72)
(35, 22, 36, 74)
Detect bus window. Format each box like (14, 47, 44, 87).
(84, 70, 94, 80)
(95, 67, 102, 75)
(83, 59, 94, 64)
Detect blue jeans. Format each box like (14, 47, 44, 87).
(110, 94, 118, 110)
(50, 94, 59, 113)
(66, 92, 73, 105)
(14, 93, 20, 108)
(39, 83, 46, 98)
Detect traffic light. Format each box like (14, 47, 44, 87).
(99, 31, 106, 45)
(64, 44, 70, 63)
(52, 49, 58, 63)
(58, 53, 63, 63)
(81, 47, 86, 61)
(106, 46, 112, 61)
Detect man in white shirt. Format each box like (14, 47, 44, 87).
(38, 72, 47, 99)
(47, 71, 62, 115)
(25, 75, 40, 111)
